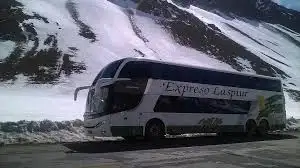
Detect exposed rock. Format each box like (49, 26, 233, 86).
(137, 0, 290, 78)
(65, 0, 97, 42)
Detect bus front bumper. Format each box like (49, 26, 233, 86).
(84, 117, 112, 137)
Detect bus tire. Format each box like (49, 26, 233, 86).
(246, 120, 257, 137)
(257, 120, 269, 137)
(145, 119, 165, 140)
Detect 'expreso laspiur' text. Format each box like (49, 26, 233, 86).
(163, 82, 248, 99)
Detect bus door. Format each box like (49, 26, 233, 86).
(109, 79, 147, 136)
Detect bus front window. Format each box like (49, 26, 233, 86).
(89, 86, 109, 114)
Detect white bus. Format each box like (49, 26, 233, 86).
(74, 58, 286, 139)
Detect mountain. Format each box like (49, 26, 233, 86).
(172, 0, 300, 32)
(0, 0, 299, 121)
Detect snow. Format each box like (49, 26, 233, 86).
(285, 93, 300, 119)
(235, 57, 256, 74)
(0, 127, 90, 145)
(0, 119, 123, 144)
(0, 0, 143, 121)
(167, 0, 300, 79)
(0, 0, 235, 122)
(133, 10, 234, 70)
(0, 86, 86, 121)
(273, 24, 300, 40)
(0, 118, 298, 145)
(0, 0, 299, 122)
(0, 41, 15, 59)
(167, 0, 300, 118)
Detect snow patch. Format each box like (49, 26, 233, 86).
(133, 11, 234, 70)
(1, 0, 299, 121)
(285, 93, 300, 119)
(0, 41, 15, 59)
(286, 117, 300, 131)
(235, 57, 256, 73)
(0, 119, 123, 145)
(1, 0, 236, 122)
(0, 86, 86, 121)
(167, 0, 300, 118)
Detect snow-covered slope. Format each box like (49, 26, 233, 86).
(0, 0, 299, 121)
(0, 119, 122, 144)
(164, 0, 300, 117)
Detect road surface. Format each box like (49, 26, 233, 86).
(0, 133, 299, 168)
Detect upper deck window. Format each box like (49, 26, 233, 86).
(118, 61, 151, 78)
(118, 60, 282, 92)
(102, 59, 124, 78)
(92, 59, 124, 86)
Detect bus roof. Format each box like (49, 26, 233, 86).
(122, 57, 281, 81)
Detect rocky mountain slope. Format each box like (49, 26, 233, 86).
(0, 0, 299, 120)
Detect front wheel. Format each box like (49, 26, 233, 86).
(145, 120, 165, 140)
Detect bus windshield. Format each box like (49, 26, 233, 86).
(85, 79, 147, 118)
(86, 86, 110, 114)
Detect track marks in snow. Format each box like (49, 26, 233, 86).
(225, 23, 286, 58)
(127, 9, 149, 43)
(261, 52, 291, 67)
(65, 0, 97, 42)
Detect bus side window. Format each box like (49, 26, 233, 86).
(111, 91, 142, 113)
(111, 80, 146, 113)
(154, 96, 251, 114)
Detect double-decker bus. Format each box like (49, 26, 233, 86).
(74, 57, 286, 139)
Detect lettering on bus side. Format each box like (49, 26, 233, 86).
(163, 82, 249, 98)
(164, 82, 210, 96)
(213, 87, 248, 99)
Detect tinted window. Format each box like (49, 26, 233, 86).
(119, 61, 281, 92)
(111, 92, 142, 113)
(110, 80, 147, 113)
(102, 59, 124, 78)
(118, 61, 151, 78)
(151, 62, 164, 78)
(92, 59, 124, 86)
(154, 96, 251, 114)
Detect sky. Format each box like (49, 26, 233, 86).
(272, 0, 300, 11)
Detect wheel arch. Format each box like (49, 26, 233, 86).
(258, 118, 270, 129)
(245, 119, 257, 132)
(257, 117, 269, 124)
(144, 118, 166, 136)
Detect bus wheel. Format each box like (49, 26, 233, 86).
(257, 120, 269, 137)
(145, 119, 165, 140)
(246, 120, 257, 137)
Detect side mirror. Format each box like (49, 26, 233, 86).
(74, 86, 91, 101)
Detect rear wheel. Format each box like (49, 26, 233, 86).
(257, 120, 269, 137)
(246, 120, 257, 137)
(145, 120, 165, 140)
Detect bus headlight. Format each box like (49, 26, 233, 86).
(95, 120, 106, 128)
